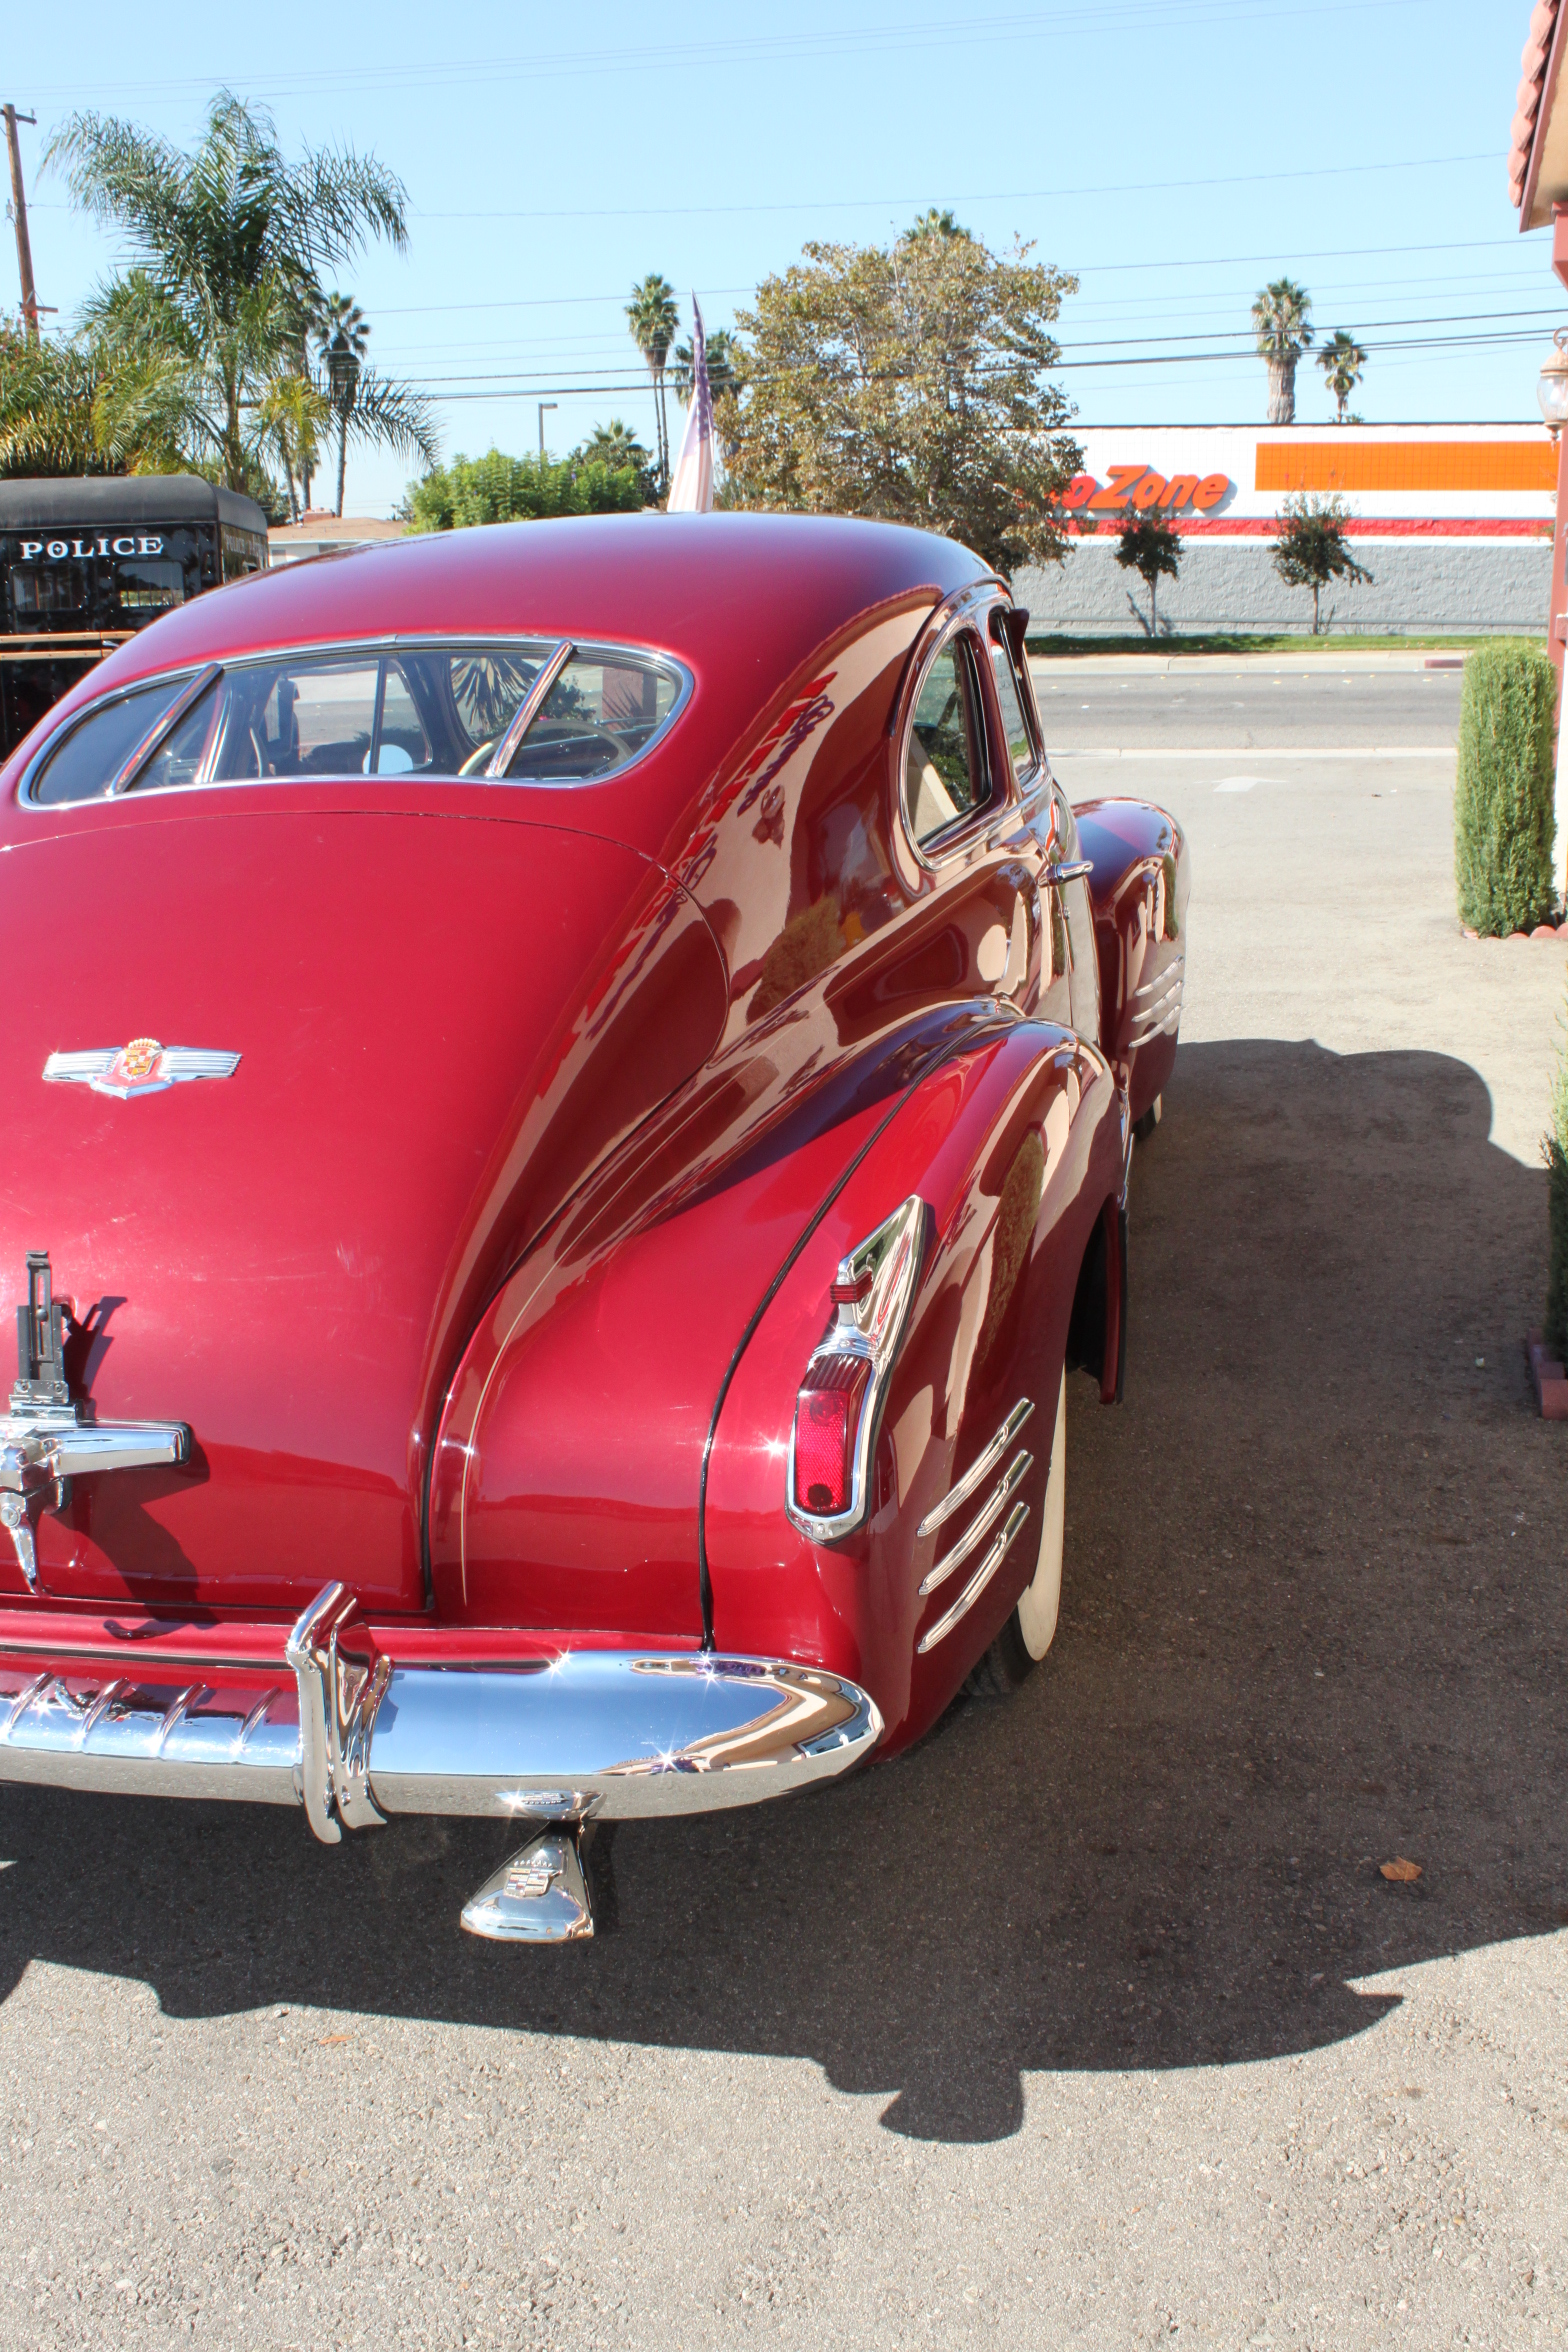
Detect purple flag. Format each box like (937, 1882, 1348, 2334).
(667, 296, 714, 514)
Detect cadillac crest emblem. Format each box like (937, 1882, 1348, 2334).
(43, 1041, 241, 1099)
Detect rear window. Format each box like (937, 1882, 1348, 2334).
(21, 640, 687, 805)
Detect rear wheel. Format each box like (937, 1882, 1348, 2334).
(1133, 1091, 1162, 1143)
(965, 1367, 1067, 1698)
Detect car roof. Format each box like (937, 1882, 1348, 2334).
(84, 511, 993, 687)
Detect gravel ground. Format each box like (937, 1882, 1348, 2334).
(0, 676, 1564, 2350)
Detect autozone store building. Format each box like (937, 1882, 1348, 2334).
(1013, 423, 1555, 636)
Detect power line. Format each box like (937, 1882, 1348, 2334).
(413, 150, 1495, 224)
(13, 0, 1426, 104)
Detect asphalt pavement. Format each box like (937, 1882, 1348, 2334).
(1, 667, 1565, 2351)
(1034, 660, 1464, 755)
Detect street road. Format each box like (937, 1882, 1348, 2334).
(1035, 660, 1463, 754)
(1, 671, 1565, 2350)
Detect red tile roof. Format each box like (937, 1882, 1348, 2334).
(1512, 0, 1561, 211)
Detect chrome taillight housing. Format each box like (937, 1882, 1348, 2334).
(785, 1194, 929, 1543)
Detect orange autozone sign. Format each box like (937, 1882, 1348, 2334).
(1060, 464, 1232, 514)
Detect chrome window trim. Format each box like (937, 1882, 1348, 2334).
(15, 631, 693, 808)
(485, 638, 573, 777)
(895, 597, 1013, 876)
(985, 606, 1046, 794)
(107, 661, 223, 794)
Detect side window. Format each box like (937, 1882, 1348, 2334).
(989, 638, 1039, 786)
(504, 650, 679, 782)
(903, 636, 991, 849)
(373, 660, 433, 774)
(29, 678, 186, 805)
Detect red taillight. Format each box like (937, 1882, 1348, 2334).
(791, 1355, 872, 1519)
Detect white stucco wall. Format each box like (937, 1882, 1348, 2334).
(1011, 533, 1554, 638)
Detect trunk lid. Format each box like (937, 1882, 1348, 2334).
(0, 801, 723, 1614)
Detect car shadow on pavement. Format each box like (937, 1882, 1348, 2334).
(1, 1039, 1564, 2146)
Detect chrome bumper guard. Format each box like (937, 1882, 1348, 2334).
(0, 1581, 883, 1841)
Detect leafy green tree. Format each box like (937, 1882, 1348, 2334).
(723, 232, 1081, 574)
(1319, 329, 1367, 425)
(1453, 641, 1558, 936)
(1269, 492, 1371, 633)
(625, 273, 678, 492)
(1253, 278, 1313, 424)
(1115, 510, 1182, 636)
(42, 92, 425, 497)
(401, 447, 645, 531)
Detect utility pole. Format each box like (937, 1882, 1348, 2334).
(538, 401, 557, 471)
(3, 105, 42, 341)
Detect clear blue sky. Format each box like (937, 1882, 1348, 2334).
(2, 0, 1545, 514)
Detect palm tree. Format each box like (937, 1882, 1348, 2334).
(1319, 329, 1367, 425)
(905, 207, 972, 241)
(315, 292, 368, 514)
(671, 326, 738, 409)
(0, 311, 187, 478)
(626, 272, 678, 492)
(578, 418, 651, 473)
(43, 92, 413, 494)
(1252, 279, 1314, 426)
(259, 370, 331, 518)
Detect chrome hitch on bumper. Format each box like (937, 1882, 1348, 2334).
(0, 1582, 883, 1938)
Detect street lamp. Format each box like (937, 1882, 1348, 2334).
(538, 401, 558, 470)
(1538, 331, 1568, 437)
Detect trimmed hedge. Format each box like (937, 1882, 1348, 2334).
(1548, 1011, 1568, 1359)
(1454, 642, 1559, 936)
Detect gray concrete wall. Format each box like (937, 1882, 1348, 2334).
(1012, 533, 1553, 637)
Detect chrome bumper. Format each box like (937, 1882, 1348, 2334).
(0, 1582, 882, 1840)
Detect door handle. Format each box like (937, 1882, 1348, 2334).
(1042, 858, 1092, 887)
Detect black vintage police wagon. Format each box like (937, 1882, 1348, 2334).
(0, 475, 268, 759)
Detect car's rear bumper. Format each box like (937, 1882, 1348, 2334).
(0, 1581, 882, 1839)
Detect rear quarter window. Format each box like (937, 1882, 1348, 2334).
(28, 678, 187, 805)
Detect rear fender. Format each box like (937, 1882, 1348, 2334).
(425, 1005, 1011, 1636)
(702, 1019, 1122, 1754)
(1072, 797, 1190, 1125)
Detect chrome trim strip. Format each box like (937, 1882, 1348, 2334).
(916, 1397, 1035, 1540)
(1127, 1007, 1182, 1049)
(0, 1621, 883, 1825)
(485, 638, 573, 777)
(1132, 954, 1186, 1001)
(917, 1448, 1033, 1597)
(916, 1500, 1031, 1654)
(785, 1196, 930, 1545)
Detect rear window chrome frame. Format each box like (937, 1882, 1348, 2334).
(15, 630, 694, 808)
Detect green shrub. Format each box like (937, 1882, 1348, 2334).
(1454, 642, 1559, 934)
(401, 448, 645, 532)
(1547, 1008, 1568, 1358)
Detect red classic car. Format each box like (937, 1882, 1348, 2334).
(0, 515, 1186, 1942)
